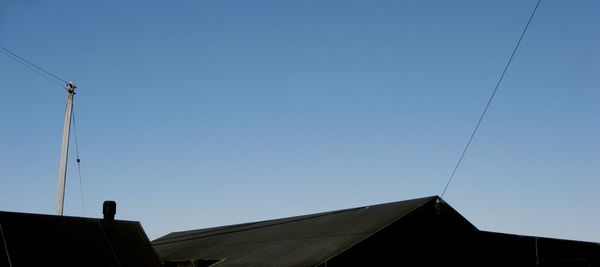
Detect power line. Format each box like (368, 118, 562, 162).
(0, 48, 65, 88)
(1, 47, 86, 215)
(1, 47, 68, 84)
(72, 104, 87, 216)
(440, 0, 542, 198)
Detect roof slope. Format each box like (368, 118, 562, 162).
(0, 211, 161, 267)
(153, 196, 438, 266)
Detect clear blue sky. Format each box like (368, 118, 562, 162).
(1, 0, 598, 241)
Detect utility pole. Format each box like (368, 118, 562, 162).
(56, 82, 76, 216)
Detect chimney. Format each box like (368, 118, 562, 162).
(103, 200, 116, 221)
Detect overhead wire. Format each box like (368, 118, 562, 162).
(440, 0, 543, 198)
(1, 47, 68, 85)
(1, 47, 88, 216)
(72, 104, 87, 216)
(0, 48, 65, 88)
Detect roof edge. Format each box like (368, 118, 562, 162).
(479, 230, 600, 245)
(153, 196, 438, 244)
(0, 210, 141, 224)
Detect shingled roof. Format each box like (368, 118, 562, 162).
(153, 196, 600, 267)
(153, 196, 443, 266)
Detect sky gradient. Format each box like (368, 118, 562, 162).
(1, 0, 599, 241)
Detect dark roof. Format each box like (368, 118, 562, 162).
(153, 196, 439, 266)
(154, 196, 600, 267)
(476, 231, 600, 266)
(0, 211, 161, 267)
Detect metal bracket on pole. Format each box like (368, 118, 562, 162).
(56, 82, 76, 216)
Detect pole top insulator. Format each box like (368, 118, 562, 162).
(66, 81, 76, 94)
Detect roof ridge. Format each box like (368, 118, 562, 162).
(153, 196, 437, 245)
